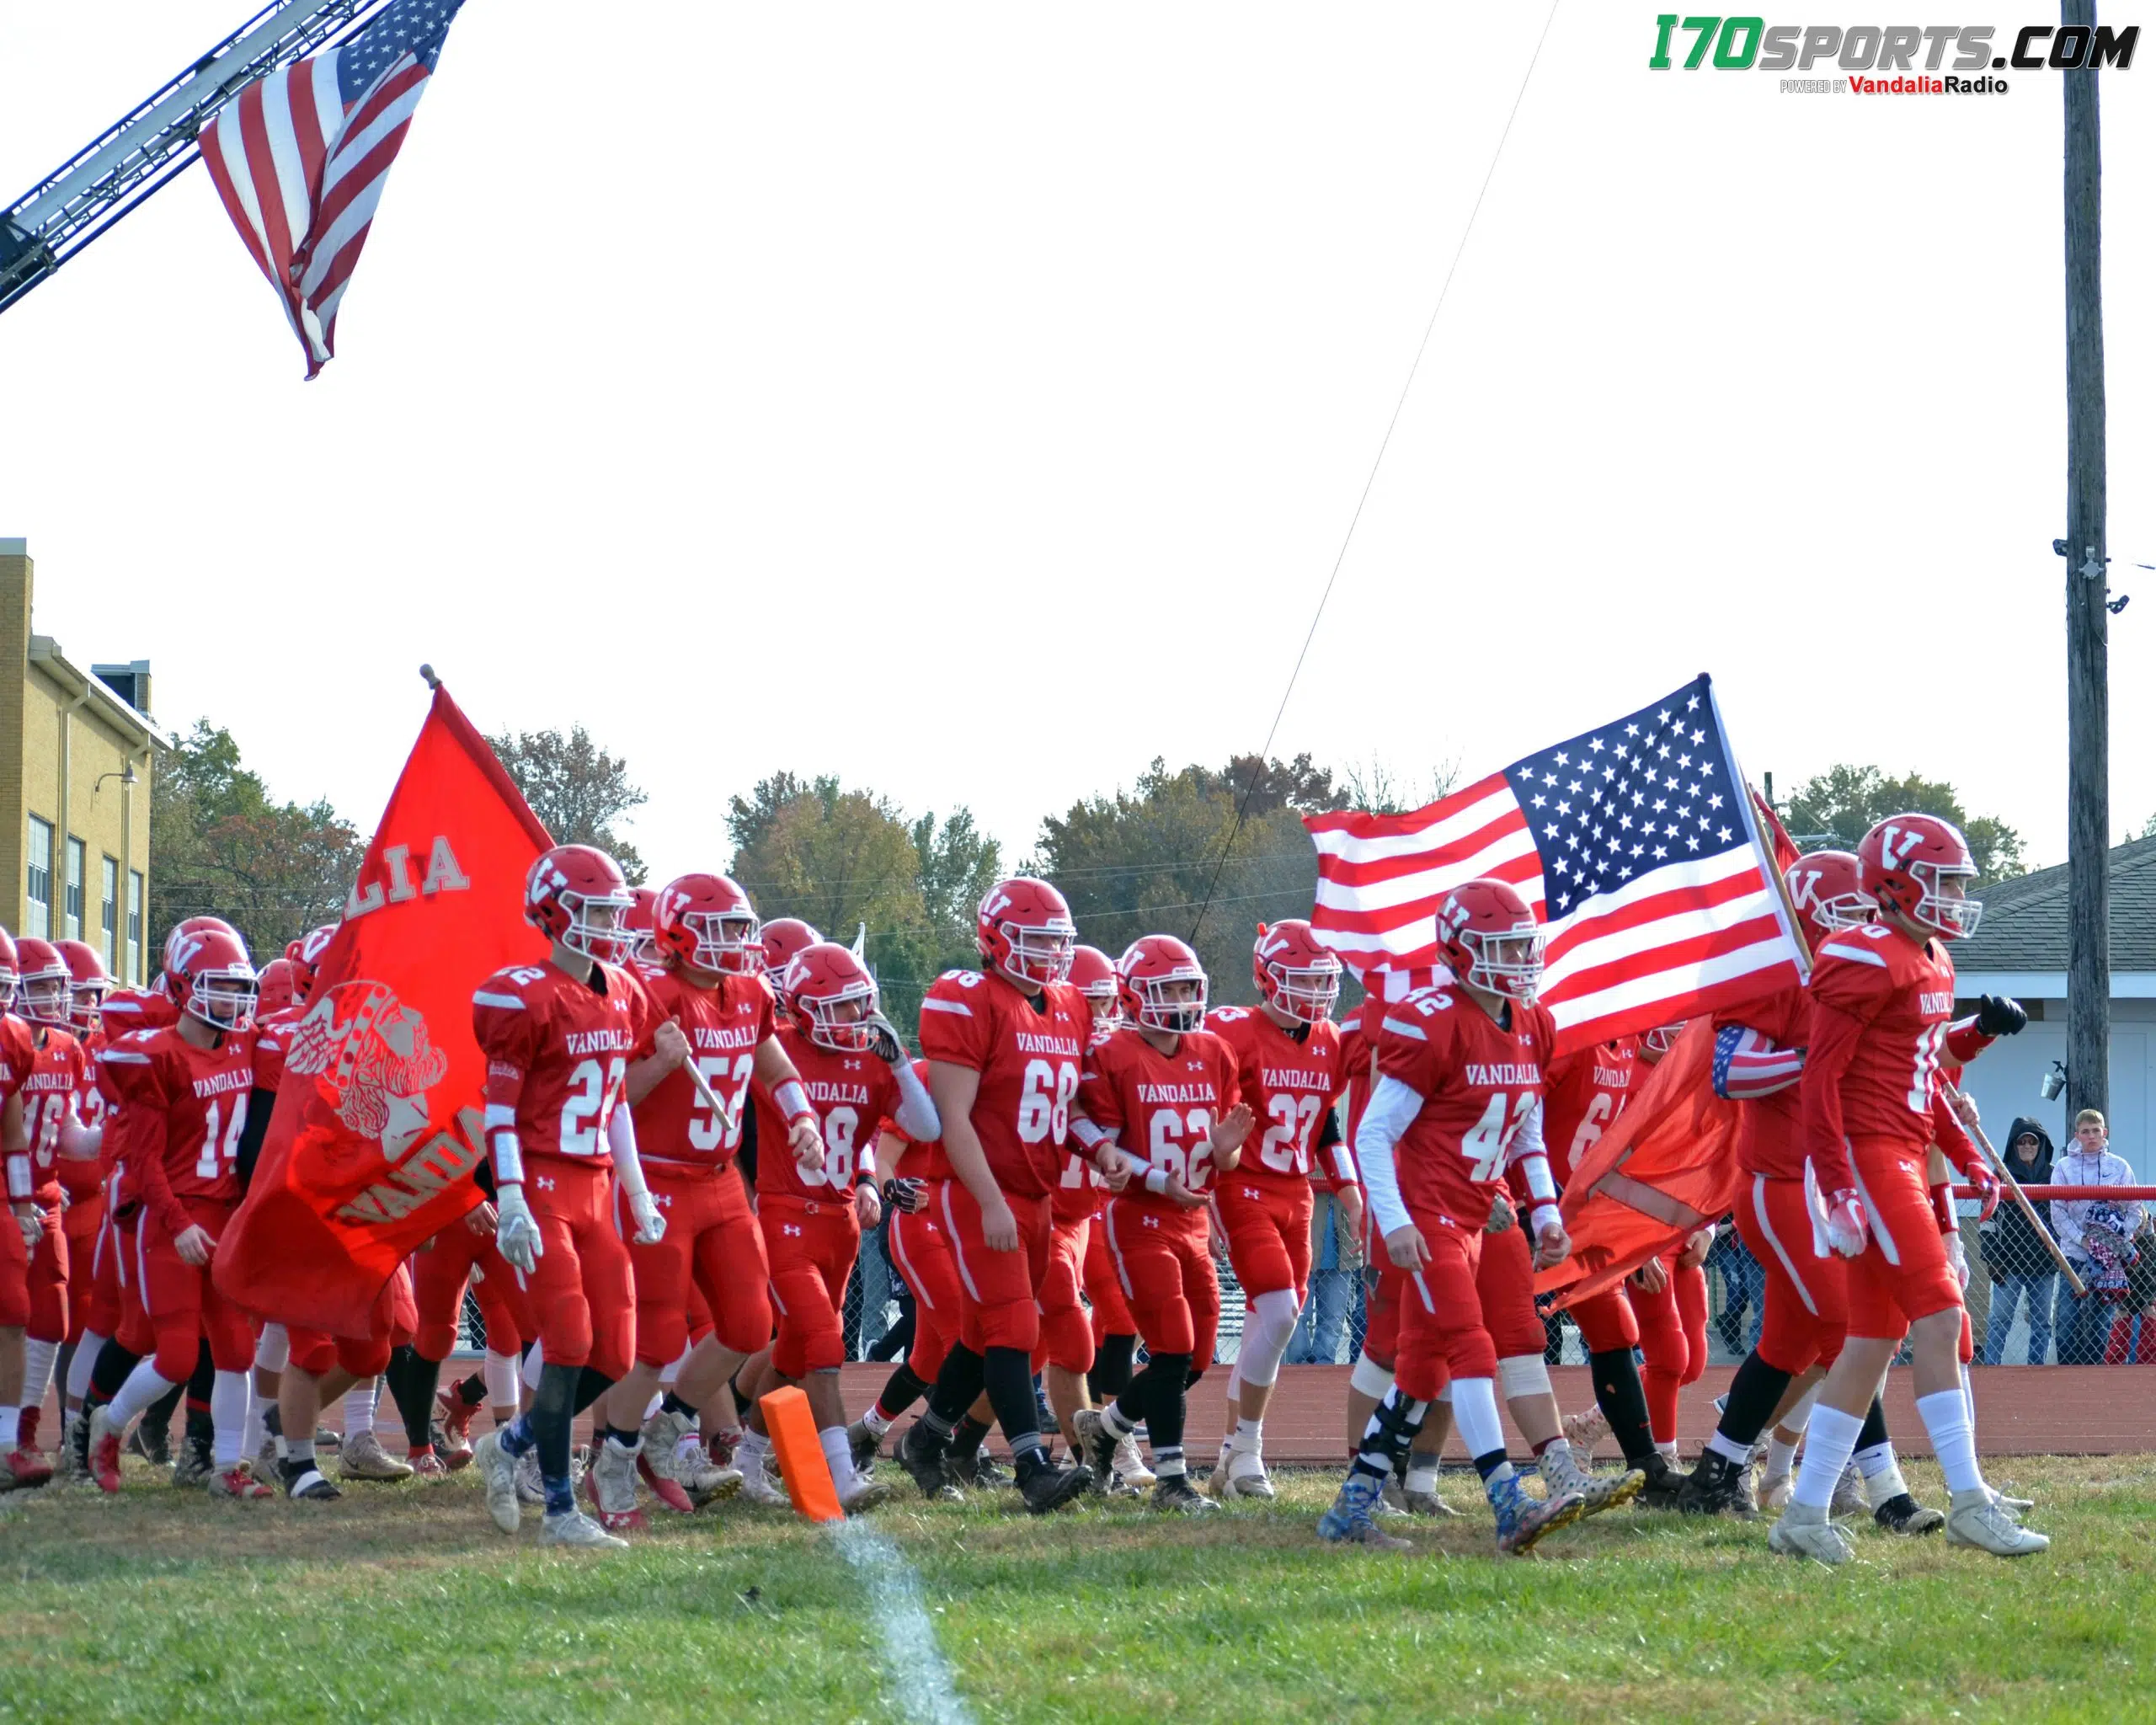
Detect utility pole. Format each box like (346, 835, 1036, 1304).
(2063, 0, 2109, 1125)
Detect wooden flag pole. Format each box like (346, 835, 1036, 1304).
(682, 1047, 735, 1139)
(1945, 1081, 2087, 1299)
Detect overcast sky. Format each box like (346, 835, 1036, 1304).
(3, 3, 2150, 887)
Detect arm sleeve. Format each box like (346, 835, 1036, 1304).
(1712, 1023, 1807, 1100)
(234, 1088, 277, 1190)
(1355, 1075, 1425, 1239)
(1505, 1098, 1557, 1206)
(1945, 1018, 1994, 1065)
(1075, 1053, 1126, 1146)
(1315, 1105, 1358, 1184)
(606, 1100, 648, 1199)
(1799, 996, 1868, 1195)
(889, 1057, 940, 1143)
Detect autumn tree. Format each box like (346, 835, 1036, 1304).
(1785, 765, 2026, 885)
(487, 724, 648, 882)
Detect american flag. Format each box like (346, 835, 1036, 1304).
(202, 0, 466, 378)
(1304, 674, 1804, 1055)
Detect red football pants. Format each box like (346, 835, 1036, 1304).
(1082, 1204, 1134, 1343)
(1213, 1174, 1313, 1305)
(287, 1266, 415, 1380)
(1569, 1284, 1640, 1354)
(135, 1198, 254, 1380)
(1033, 1215, 1095, 1375)
(25, 1201, 67, 1344)
(886, 1196, 962, 1383)
(760, 1196, 859, 1380)
(1472, 1222, 1549, 1362)
(61, 1190, 104, 1346)
(88, 1205, 133, 1344)
(940, 1180, 1051, 1354)
(1733, 1172, 1847, 1375)
(510, 1163, 634, 1379)
(0, 1191, 28, 1328)
(1102, 1199, 1219, 1366)
(1393, 1212, 1497, 1402)
(1633, 1252, 1708, 1446)
(631, 1163, 770, 1366)
(1845, 1138, 1961, 1341)
(411, 1218, 537, 1362)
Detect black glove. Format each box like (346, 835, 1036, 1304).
(1976, 994, 2028, 1037)
(864, 1010, 907, 1066)
(879, 1176, 927, 1215)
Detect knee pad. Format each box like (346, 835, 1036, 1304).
(483, 1349, 521, 1408)
(1364, 1387, 1430, 1455)
(253, 1322, 289, 1373)
(1497, 1354, 1551, 1402)
(1349, 1352, 1396, 1399)
(1235, 1288, 1300, 1389)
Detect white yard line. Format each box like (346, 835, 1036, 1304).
(830, 1519, 974, 1725)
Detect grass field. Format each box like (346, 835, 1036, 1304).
(3, 1453, 2148, 1723)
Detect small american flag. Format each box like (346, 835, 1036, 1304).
(202, 0, 466, 378)
(1304, 674, 1803, 1055)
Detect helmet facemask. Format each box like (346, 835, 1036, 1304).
(1262, 957, 1341, 1023)
(70, 977, 109, 1036)
(686, 909, 761, 975)
(1906, 862, 1981, 940)
(1458, 923, 1545, 1001)
(19, 969, 71, 1028)
(1081, 981, 1122, 1032)
(1132, 971, 1208, 1034)
(803, 977, 880, 1053)
(186, 966, 259, 1033)
(996, 918, 1076, 987)
(558, 888, 640, 967)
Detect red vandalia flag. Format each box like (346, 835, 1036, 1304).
(216, 681, 549, 1335)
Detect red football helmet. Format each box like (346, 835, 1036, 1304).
(623, 886, 660, 964)
(1859, 814, 1981, 940)
(1784, 851, 1872, 952)
(788, 942, 882, 1053)
(283, 922, 339, 1004)
(1117, 934, 1209, 1033)
(1253, 920, 1342, 1024)
(168, 926, 258, 1032)
(1434, 879, 1544, 1001)
(256, 957, 299, 1018)
(54, 939, 109, 1035)
(1641, 1022, 1684, 1061)
(525, 845, 638, 965)
(757, 917, 824, 987)
(652, 874, 761, 975)
(163, 916, 240, 978)
(976, 877, 1076, 987)
(1070, 944, 1121, 1029)
(0, 927, 19, 1013)
(13, 937, 70, 1028)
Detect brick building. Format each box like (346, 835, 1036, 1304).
(0, 539, 163, 984)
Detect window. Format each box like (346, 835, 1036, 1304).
(102, 857, 119, 969)
(64, 836, 84, 940)
(128, 870, 144, 985)
(25, 818, 52, 938)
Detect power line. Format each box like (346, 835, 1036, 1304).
(1186, 0, 1566, 947)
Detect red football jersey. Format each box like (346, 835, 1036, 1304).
(21, 1024, 88, 1206)
(916, 969, 1090, 1199)
(1075, 1024, 1242, 1220)
(97, 1023, 263, 1228)
(249, 1004, 307, 1095)
(1373, 985, 1556, 1228)
(99, 981, 178, 1037)
(1204, 1005, 1344, 1188)
(1714, 980, 1811, 1180)
(1540, 1036, 1638, 1188)
(472, 959, 653, 1172)
(1802, 921, 1972, 1184)
(881, 1058, 951, 1183)
(59, 1029, 109, 1201)
(753, 1025, 899, 1200)
(632, 964, 774, 1173)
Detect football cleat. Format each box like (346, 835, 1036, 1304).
(57, 1412, 87, 1485)
(1492, 1479, 1585, 1556)
(435, 1386, 479, 1466)
(1403, 1485, 1463, 1518)
(339, 1430, 415, 1482)
(1220, 1451, 1275, 1500)
(845, 1418, 883, 1478)
(1153, 1473, 1218, 1514)
(678, 1446, 744, 1507)
(278, 1458, 343, 1501)
(538, 1508, 628, 1551)
(1017, 1458, 1094, 1515)
(1072, 1409, 1119, 1491)
(209, 1464, 275, 1500)
(513, 1448, 545, 1507)
(1634, 1452, 1684, 1511)
(171, 1429, 215, 1490)
(894, 1422, 964, 1502)
(86, 1407, 125, 1495)
(1546, 1450, 1647, 1519)
(1675, 1450, 1759, 1519)
(411, 1449, 450, 1478)
(2, 1444, 53, 1491)
(1111, 1434, 1154, 1490)
(1758, 1471, 1794, 1514)
(1944, 1490, 2049, 1557)
(638, 1407, 696, 1482)
(1874, 1493, 1945, 1536)
(473, 1432, 521, 1533)
(840, 1473, 894, 1514)
(1562, 1403, 1609, 1460)
(1829, 1462, 1867, 1520)
(586, 1441, 647, 1531)
(952, 1449, 1011, 1490)
(1318, 1473, 1412, 1550)
(1375, 1477, 1412, 1518)
(637, 1450, 695, 1514)
(125, 1420, 172, 1469)
(1767, 1498, 1854, 1565)
(705, 1425, 741, 1470)
(738, 1455, 790, 1506)
(1993, 1488, 2036, 1514)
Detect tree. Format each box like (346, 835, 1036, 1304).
(150, 719, 366, 965)
(487, 725, 648, 882)
(1785, 765, 2026, 885)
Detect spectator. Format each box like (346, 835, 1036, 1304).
(2101, 1211, 2156, 1364)
(1287, 1183, 1361, 1365)
(1979, 1117, 2056, 1364)
(1705, 1224, 1764, 1356)
(2052, 1108, 2142, 1365)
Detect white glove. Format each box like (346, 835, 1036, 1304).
(1946, 1230, 1969, 1291)
(628, 1189, 666, 1246)
(14, 1208, 39, 1251)
(495, 1184, 542, 1274)
(1822, 1188, 1868, 1259)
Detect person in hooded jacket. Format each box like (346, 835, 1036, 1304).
(1978, 1117, 2055, 1365)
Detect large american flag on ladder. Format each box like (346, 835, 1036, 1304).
(1304, 674, 1804, 1056)
(202, 0, 466, 378)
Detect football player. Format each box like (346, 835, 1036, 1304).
(85, 927, 273, 1499)
(467, 845, 671, 1549)
(0, 934, 47, 1489)
(1203, 921, 1354, 1500)
(47, 938, 110, 1475)
(1315, 879, 1584, 1555)
(890, 878, 1095, 1513)
(585, 873, 803, 1527)
(1071, 936, 1252, 1511)
(1769, 816, 2044, 1562)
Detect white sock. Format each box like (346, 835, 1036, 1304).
(1655, 1440, 1679, 1460)
(253, 1323, 289, 1373)
(1404, 1457, 1439, 1493)
(67, 1333, 106, 1402)
(1790, 1405, 1865, 1511)
(1762, 1433, 1800, 1484)
(1230, 1416, 1262, 1456)
(344, 1386, 376, 1438)
(483, 1350, 520, 1410)
(211, 1370, 247, 1469)
(107, 1360, 180, 1429)
(1450, 1377, 1505, 1461)
(0, 1407, 17, 1446)
(862, 1403, 894, 1436)
(819, 1424, 857, 1491)
(1916, 1388, 1983, 1497)
(22, 1338, 58, 1415)
(643, 1392, 664, 1423)
(1960, 1360, 1977, 1434)
(739, 1429, 768, 1466)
